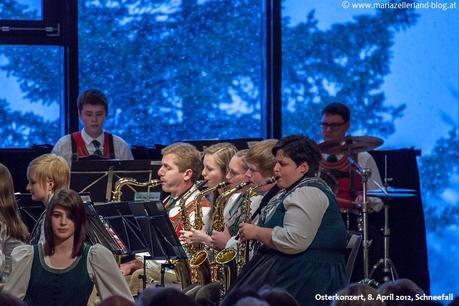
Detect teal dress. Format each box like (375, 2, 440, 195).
(24, 244, 94, 306)
(227, 177, 347, 306)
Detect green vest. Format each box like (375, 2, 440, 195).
(261, 177, 346, 253)
(24, 244, 94, 306)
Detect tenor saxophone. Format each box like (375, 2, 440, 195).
(174, 186, 201, 289)
(236, 176, 278, 273)
(188, 181, 229, 285)
(213, 181, 250, 293)
(111, 177, 161, 202)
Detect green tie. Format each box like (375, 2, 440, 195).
(92, 140, 102, 156)
(326, 154, 338, 162)
(164, 197, 177, 214)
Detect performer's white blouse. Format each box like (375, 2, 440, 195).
(4, 243, 134, 302)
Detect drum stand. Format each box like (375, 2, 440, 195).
(347, 157, 372, 280)
(369, 155, 399, 282)
(368, 200, 399, 282)
(348, 156, 396, 285)
(359, 167, 372, 280)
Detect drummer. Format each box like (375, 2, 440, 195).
(319, 102, 383, 219)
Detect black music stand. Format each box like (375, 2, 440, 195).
(84, 201, 128, 255)
(16, 193, 93, 234)
(93, 202, 148, 254)
(128, 201, 187, 287)
(70, 159, 161, 203)
(16, 193, 45, 233)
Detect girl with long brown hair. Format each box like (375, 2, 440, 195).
(4, 189, 133, 305)
(0, 163, 28, 283)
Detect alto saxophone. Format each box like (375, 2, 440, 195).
(236, 176, 278, 273)
(111, 177, 161, 202)
(213, 181, 250, 294)
(174, 186, 202, 289)
(194, 181, 229, 234)
(188, 181, 229, 285)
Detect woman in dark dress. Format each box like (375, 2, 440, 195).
(5, 189, 133, 306)
(230, 135, 347, 306)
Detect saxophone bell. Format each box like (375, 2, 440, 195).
(188, 250, 212, 285)
(215, 248, 237, 294)
(174, 258, 193, 289)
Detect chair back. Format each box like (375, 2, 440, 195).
(345, 231, 362, 284)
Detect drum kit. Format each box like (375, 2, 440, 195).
(319, 135, 416, 283)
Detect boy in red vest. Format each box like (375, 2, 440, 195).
(52, 89, 133, 164)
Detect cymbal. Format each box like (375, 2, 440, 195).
(367, 192, 416, 198)
(319, 136, 383, 155)
(367, 187, 416, 194)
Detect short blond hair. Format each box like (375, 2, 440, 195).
(246, 139, 277, 177)
(27, 153, 70, 192)
(203, 143, 237, 175)
(162, 143, 202, 183)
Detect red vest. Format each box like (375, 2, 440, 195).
(321, 157, 362, 210)
(71, 131, 114, 160)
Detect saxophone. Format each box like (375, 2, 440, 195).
(236, 176, 278, 273)
(194, 181, 229, 234)
(188, 181, 229, 285)
(174, 186, 200, 289)
(179, 186, 201, 251)
(111, 177, 161, 202)
(212, 181, 250, 232)
(212, 181, 250, 293)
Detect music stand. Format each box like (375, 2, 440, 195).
(128, 201, 187, 287)
(70, 159, 161, 203)
(84, 201, 128, 255)
(15, 193, 45, 233)
(93, 202, 148, 254)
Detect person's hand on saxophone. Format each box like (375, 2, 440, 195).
(239, 223, 274, 249)
(180, 228, 212, 246)
(211, 226, 231, 249)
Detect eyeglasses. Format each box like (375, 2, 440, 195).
(227, 168, 245, 177)
(320, 122, 346, 130)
